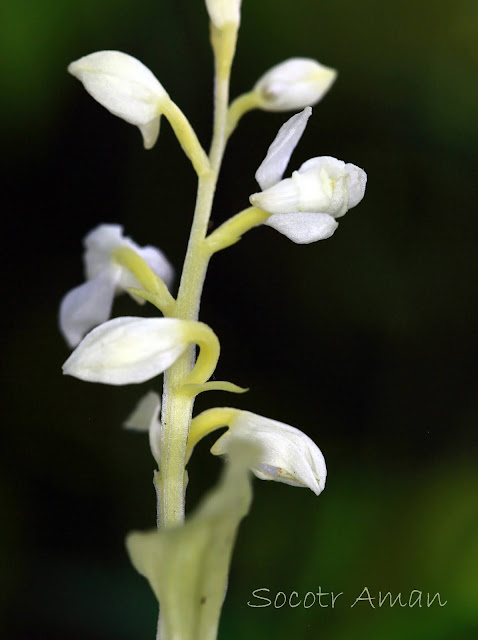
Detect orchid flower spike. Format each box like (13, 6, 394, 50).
(59, 224, 173, 348)
(250, 107, 367, 244)
(68, 51, 170, 149)
(189, 408, 327, 495)
(254, 58, 337, 112)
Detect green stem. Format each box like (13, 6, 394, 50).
(162, 100, 210, 177)
(186, 407, 239, 461)
(157, 26, 238, 529)
(112, 247, 177, 315)
(206, 206, 269, 253)
(226, 91, 261, 139)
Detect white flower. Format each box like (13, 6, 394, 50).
(205, 0, 242, 29)
(68, 50, 169, 149)
(254, 58, 337, 112)
(59, 224, 173, 348)
(250, 108, 367, 244)
(204, 409, 326, 495)
(62, 317, 190, 385)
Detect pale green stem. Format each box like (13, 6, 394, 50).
(157, 25, 238, 529)
(162, 100, 210, 177)
(186, 407, 239, 461)
(206, 206, 269, 253)
(182, 322, 220, 387)
(226, 91, 261, 139)
(113, 246, 177, 316)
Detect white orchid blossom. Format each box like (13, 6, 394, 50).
(59, 224, 173, 348)
(254, 58, 337, 112)
(63, 316, 219, 386)
(189, 408, 326, 495)
(68, 50, 170, 149)
(250, 107, 367, 244)
(62, 317, 190, 385)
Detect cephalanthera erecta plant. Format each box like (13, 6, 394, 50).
(60, 2, 367, 638)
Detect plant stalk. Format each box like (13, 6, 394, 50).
(157, 26, 238, 529)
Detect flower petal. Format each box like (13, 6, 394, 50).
(84, 223, 174, 290)
(124, 391, 161, 432)
(124, 391, 162, 464)
(265, 212, 338, 244)
(345, 162, 367, 209)
(68, 50, 168, 127)
(253, 155, 367, 220)
(250, 176, 299, 214)
(138, 116, 161, 150)
(83, 224, 126, 280)
(62, 317, 189, 385)
(59, 270, 119, 348)
(298, 157, 367, 215)
(294, 155, 347, 214)
(255, 107, 311, 190)
(298, 155, 346, 176)
(211, 411, 326, 495)
(134, 245, 174, 289)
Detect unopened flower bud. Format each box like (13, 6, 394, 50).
(254, 58, 337, 112)
(205, 0, 242, 29)
(68, 50, 169, 149)
(62, 317, 190, 385)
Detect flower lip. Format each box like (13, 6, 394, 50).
(265, 212, 338, 244)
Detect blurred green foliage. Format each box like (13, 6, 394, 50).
(1, 0, 477, 638)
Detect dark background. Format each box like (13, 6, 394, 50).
(1, 0, 477, 638)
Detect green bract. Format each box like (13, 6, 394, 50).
(126, 440, 258, 640)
